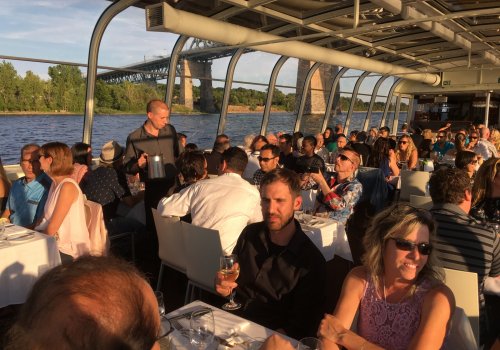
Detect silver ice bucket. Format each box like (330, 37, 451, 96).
(148, 154, 166, 179)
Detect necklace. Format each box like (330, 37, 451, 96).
(382, 277, 408, 304)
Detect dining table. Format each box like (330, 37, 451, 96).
(0, 224, 61, 308)
(295, 213, 352, 263)
(161, 300, 297, 349)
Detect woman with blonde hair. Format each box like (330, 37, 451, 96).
(318, 204, 454, 350)
(0, 157, 12, 212)
(489, 128, 500, 153)
(395, 135, 418, 169)
(35, 142, 90, 263)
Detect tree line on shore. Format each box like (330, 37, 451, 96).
(0, 61, 405, 114)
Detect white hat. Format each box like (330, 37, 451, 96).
(100, 141, 123, 164)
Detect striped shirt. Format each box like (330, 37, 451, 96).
(430, 203, 500, 308)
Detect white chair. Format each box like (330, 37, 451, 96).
(152, 208, 186, 291)
(182, 222, 223, 304)
(443, 268, 480, 347)
(399, 170, 430, 202)
(409, 194, 433, 209)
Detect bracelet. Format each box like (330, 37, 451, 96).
(359, 340, 368, 350)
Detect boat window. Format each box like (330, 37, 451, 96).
(326, 68, 361, 130)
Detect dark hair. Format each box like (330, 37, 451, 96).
(222, 147, 248, 174)
(178, 133, 187, 139)
(250, 135, 268, 152)
(454, 133, 467, 152)
(260, 144, 280, 157)
(302, 135, 317, 148)
(429, 168, 471, 205)
(260, 168, 301, 198)
(10, 256, 157, 350)
(367, 137, 390, 168)
(324, 127, 334, 140)
(176, 151, 206, 183)
(455, 150, 476, 170)
(279, 133, 292, 145)
(472, 157, 500, 207)
(213, 134, 230, 153)
(71, 142, 91, 165)
(184, 143, 198, 152)
(356, 131, 367, 142)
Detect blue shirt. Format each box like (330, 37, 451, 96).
(432, 141, 454, 156)
(6, 173, 52, 227)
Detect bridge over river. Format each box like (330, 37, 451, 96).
(97, 39, 336, 114)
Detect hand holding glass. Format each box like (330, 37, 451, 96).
(155, 291, 165, 317)
(219, 254, 241, 311)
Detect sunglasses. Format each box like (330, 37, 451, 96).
(470, 159, 478, 164)
(389, 237, 432, 255)
(470, 136, 478, 139)
(337, 153, 354, 164)
(437, 135, 445, 138)
(398, 141, 408, 145)
(258, 156, 276, 162)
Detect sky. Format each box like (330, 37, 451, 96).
(0, 0, 296, 91)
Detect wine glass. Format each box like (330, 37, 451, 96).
(189, 308, 215, 349)
(219, 254, 241, 311)
(155, 291, 165, 317)
(297, 337, 322, 350)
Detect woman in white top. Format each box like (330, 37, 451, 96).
(35, 142, 90, 263)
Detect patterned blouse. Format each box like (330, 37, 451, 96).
(316, 175, 362, 224)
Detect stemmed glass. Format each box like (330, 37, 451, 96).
(219, 254, 241, 311)
(155, 291, 166, 317)
(189, 308, 215, 349)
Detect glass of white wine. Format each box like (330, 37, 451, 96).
(219, 254, 241, 311)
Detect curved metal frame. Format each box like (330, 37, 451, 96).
(218, 48, 246, 135)
(83, 0, 139, 144)
(362, 75, 389, 131)
(295, 62, 322, 132)
(379, 78, 402, 128)
(322, 67, 349, 132)
(344, 71, 370, 134)
(165, 35, 190, 108)
(261, 56, 289, 135)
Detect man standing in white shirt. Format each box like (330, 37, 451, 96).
(477, 127, 498, 160)
(157, 147, 262, 253)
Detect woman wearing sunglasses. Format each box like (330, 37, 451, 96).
(395, 135, 418, 170)
(455, 150, 478, 179)
(318, 204, 454, 350)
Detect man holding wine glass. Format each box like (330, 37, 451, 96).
(215, 168, 326, 340)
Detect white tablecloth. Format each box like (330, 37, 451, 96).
(0, 226, 61, 307)
(297, 215, 352, 262)
(163, 300, 296, 349)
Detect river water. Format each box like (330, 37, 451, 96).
(0, 111, 403, 164)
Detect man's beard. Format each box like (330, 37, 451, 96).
(265, 212, 294, 232)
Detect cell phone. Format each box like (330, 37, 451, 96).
(307, 166, 320, 173)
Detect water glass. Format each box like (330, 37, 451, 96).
(0, 219, 8, 247)
(189, 308, 215, 349)
(155, 291, 166, 317)
(297, 337, 322, 350)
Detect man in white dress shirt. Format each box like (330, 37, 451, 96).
(157, 147, 263, 253)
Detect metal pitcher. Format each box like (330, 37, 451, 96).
(147, 154, 166, 179)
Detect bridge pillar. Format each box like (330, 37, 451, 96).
(180, 60, 216, 113)
(296, 60, 337, 115)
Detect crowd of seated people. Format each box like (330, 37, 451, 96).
(1, 119, 500, 349)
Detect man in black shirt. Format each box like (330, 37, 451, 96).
(216, 168, 326, 339)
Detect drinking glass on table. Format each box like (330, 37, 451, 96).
(219, 254, 241, 311)
(189, 308, 215, 349)
(0, 218, 9, 247)
(297, 337, 322, 350)
(155, 291, 166, 317)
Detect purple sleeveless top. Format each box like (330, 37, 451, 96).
(357, 275, 432, 350)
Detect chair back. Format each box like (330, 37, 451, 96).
(182, 222, 223, 293)
(399, 170, 430, 202)
(152, 208, 186, 273)
(443, 268, 480, 347)
(83, 200, 109, 256)
(409, 194, 433, 209)
(445, 307, 477, 350)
